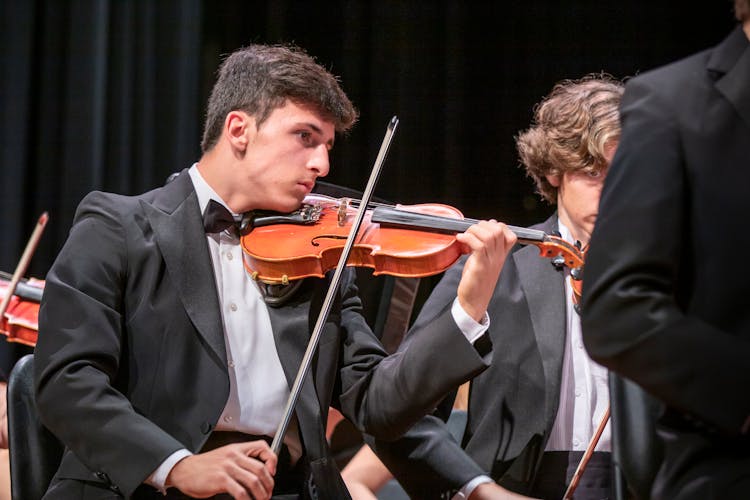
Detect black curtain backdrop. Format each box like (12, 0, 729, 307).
(0, 0, 736, 370)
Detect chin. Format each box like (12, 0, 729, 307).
(274, 197, 306, 213)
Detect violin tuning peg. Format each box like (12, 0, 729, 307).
(551, 255, 566, 268)
(570, 267, 583, 281)
(260, 280, 304, 308)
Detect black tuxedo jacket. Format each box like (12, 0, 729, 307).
(34, 170, 490, 498)
(582, 26, 750, 498)
(373, 215, 571, 497)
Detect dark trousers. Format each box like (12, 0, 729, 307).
(528, 451, 612, 500)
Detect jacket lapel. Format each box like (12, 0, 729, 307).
(709, 26, 750, 128)
(141, 171, 228, 365)
(265, 290, 329, 458)
(514, 216, 567, 431)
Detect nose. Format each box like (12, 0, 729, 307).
(308, 144, 330, 178)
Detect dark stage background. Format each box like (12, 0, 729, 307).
(0, 0, 737, 369)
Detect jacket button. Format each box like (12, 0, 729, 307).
(200, 421, 213, 434)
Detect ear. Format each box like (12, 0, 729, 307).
(545, 172, 561, 187)
(224, 111, 253, 152)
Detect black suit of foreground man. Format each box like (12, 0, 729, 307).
(582, 3, 750, 498)
(34, 44, 517, 499)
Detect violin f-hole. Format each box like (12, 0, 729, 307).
(310, 234, 347, 247)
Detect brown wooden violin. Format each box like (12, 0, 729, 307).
(0, 212, 48, 347)
(0, 272, 42, 346)
(240, 194, 584, 285)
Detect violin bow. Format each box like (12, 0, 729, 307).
(0, 212, 49, 320)
(270, 116, 399, 454)
(562, 404, 611, 499)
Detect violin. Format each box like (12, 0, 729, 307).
(240, 194, 585, 285)
(0, 212, 49, 347)
(0, 272, 42, 346)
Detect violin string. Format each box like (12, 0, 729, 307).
(347, 198, 393, 209)
(347, 198, 483, 223)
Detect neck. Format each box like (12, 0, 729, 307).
(197, 148, 248, 213)
(744, 19, 750, 40)
(556, 211, 590, 247)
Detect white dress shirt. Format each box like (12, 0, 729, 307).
(545, 221, 611, 452)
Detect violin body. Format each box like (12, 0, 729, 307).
(241, 194, 467, 284)
(0, 277, 42, 346)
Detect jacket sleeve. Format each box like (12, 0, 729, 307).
(34, 192, 186, 497)
(337, 255, 491, 441)
(366, 259, 488, 497)
(367, 412, 485, 498)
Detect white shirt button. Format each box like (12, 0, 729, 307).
(226, 252, 233, 261)
(224, 415, 233, 422)
(229, 303, 238, 312)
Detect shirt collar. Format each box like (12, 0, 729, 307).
(557, 218, 576, 246)
(188, 164, 239, 218)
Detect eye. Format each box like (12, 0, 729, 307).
(297, 130, 314, 146)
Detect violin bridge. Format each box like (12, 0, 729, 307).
(337, 198, 350, 227)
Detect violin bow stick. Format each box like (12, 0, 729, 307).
(0, 212, 49, 319)
(562, 404, 611, 499)
(270, 116, 399, 454)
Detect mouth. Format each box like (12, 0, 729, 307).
(298, 180, 315, 193)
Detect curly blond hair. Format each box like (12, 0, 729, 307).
(516, 74, 624, 204)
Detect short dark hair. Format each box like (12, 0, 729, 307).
(201, 44, 358, 153)
(515, 74, 624, 204)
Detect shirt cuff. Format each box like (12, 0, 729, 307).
(451, 297, 490, 344)
(145, 449, 193, 493)
(452, 475, 494, 500)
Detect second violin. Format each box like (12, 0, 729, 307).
(0, 273, 43, 346)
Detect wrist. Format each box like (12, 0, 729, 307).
(453, 475, 494, 499)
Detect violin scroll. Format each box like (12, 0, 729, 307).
(536, 234, 585, 269)
(567, 244, 587, 314)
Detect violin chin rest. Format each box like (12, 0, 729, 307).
(260, 279, 305, 307)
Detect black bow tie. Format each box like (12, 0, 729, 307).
(203, 199, 241, 233)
